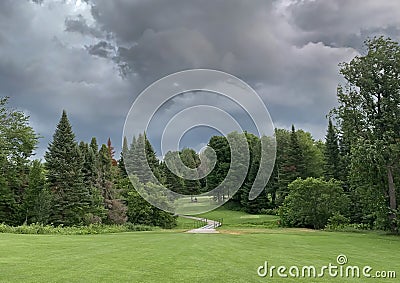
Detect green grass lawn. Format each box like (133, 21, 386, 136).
(1, 208, 399, 282)
(0, 230, 399, 282)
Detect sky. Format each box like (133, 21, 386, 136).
(1, 0, 400, 159)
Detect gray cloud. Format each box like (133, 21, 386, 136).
(65, 14, 103, 38)
(84, 0, 362, 141)
(86, 40, 116, 58)
(286, 0, 400, 49)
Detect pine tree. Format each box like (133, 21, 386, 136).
(107, 138, 118, 166)
(324, 119, 340, 180)
(123, 136, 136, 177)
(128, 133, 160, 184)
(90, 137, 99, 157)
(144, 133, 161, 181)
(130, 134, 150, 182)
(277, 125, 306, 203)
(288, 125, 306, 177)
(118, 136, 129, 178)
(44, 110, 91, 225)
(79, 141, 105, 223)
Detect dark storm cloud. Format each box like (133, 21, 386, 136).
(84, 0, 361, 144)
(286, 0, 400, 49)
(88, 0, 287, 84)
(1, 0, 400, 158)
(86, 41, 115, 58)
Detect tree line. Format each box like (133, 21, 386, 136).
(0, 106, 175, 228)
(1, 36, 399, 232)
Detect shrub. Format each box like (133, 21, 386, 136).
(325, 213, 350, 230)
(0, 223, 154, 235)
(279, 177, 350, 229)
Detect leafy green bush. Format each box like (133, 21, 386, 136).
(325, 213, 350, 230)
(279, 177, 350, 229)
(0, 223, 154, 235)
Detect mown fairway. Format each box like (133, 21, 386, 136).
(1, 210, 399, 283)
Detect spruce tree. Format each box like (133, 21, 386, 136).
(277, 125, 306, 203)
(123, 136, 136, 177)
(128, 133, 160, 184)
(324, 119, 340, 180)
(118, 136, 129, 178)
(107, 138, 118, 166)
(144, 133, 161, 181)
(44, 111, 91, 226)
(79, 141, 105, 223)
(161, 153, 184, 194)
(90, 137, 99, 158)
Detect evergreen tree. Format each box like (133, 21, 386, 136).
(118, 136, 129, 178)
(79, 141, 105, 223)
(144, 133, 161, 181)
(44, 110, 91, 226)
(127, 133, 160, 184)
(123, 136, 136, 177)
(107, 137, 118, 166)
(324, 119, 340, 180)
(288, 125, 306, 177)
(277, 125, 306, 203)
(162, 152, 184, 194)
(90, 137, 99, 158)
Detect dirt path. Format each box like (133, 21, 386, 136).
(180, 215, 221, 234)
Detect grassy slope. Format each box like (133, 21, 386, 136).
(0, 230, 399, 282)
(176, 206, 280, 230)
(196, 207, 280, 228)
